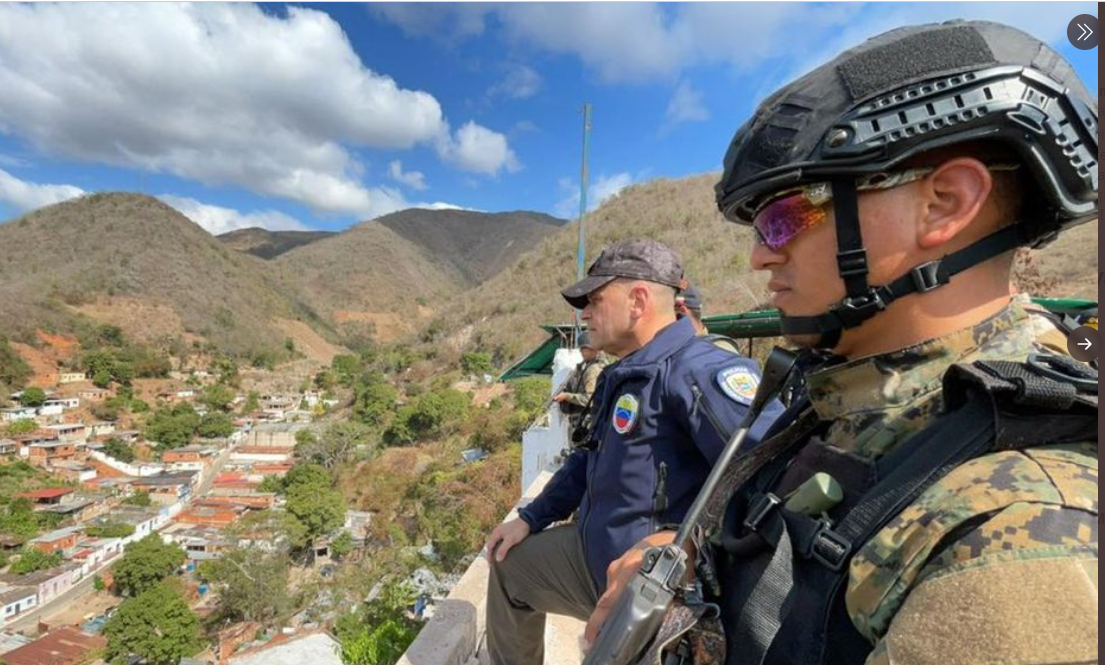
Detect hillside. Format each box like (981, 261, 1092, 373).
(273, 209, 564, 343)
(0, 192, 337, 358)
(218, 227, 335, 259)
(432, 174, 1100, 363)
(377, 209, 565, 283)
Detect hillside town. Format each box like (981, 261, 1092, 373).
(0, 364, 384, 665)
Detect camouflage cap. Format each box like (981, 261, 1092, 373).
(561, 239, 685, 309)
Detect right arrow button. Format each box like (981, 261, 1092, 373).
(1067, 325, 1101, 362)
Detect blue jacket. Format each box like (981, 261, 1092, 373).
(518, 317, 785, 591)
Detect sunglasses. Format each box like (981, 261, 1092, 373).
(751, 165, 1019, 251)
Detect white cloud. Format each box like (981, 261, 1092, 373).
(157, 194, 310, 236)
(0, 168, 86, 213)
(554, 172, 633, 218)
(388, 160, 428, 190)
(374, 3, 1093, 85)
(436, 122, 521, 176)
(488, 63, 543, 99)
(0, 3, 517, 218)
(662, 81, 709, 133)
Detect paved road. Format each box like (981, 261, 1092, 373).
(195, 440, 237, 497)
(7, 430, 244, 633)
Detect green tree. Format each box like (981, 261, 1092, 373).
(315, 369, 336, 392)
(91, 401, 122, 422)
(144, 404, 201, 450)
(0, 336, 32, 390)
(111, 534, 186, 597)
(0, 497, 39, 537)
(200, 383, 236, 412)
(296, 422, 372, 475)
(6, 419, 36, 436)
(212, 356, 240, 387)
(241, 390, 261, 414)
(284, 464, 345, 549)
(384, 388, 470, 445)
(103, 438, 136, 463)
(198, 548, 292, 626)
(257, 475, 284, 494)
(197, 412, 235, 439)
(336, 582, 419, 665)
(331, 354, 363, 387)
(330, 531, 354, 559)
(510, 376, 550, 421)
(353, 375, 398, 428)
(104, 583, 204, 665)
(96, 324, 126, 347)
(460, 351, 493, 375)
(19, 387, 46, 408)
(9, 547, 63, 575)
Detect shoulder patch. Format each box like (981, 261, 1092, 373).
(612, 394, 640, 435)
(717, 365, 758, 405)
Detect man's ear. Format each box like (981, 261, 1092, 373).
(628, 282, 650, 319)
(917, 157, 992, 250)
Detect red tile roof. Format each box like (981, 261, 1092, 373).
(0, 627, 107, 665)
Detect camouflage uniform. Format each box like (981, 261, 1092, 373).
(793, 295, 1098, 663)
(558, 356, 608, 428)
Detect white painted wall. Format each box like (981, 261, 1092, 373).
(520, 348, 581, 495)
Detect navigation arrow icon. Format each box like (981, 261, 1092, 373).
(1078, 339, 1092, 350)
(1078, 23, 1090, 40)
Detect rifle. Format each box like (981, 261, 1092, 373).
(581, 347, 798, 665)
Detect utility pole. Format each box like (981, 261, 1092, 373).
(573, 103, 592, 343)
(576, 103, 592, 282)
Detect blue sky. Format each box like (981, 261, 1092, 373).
(0, 2, 1097, 234)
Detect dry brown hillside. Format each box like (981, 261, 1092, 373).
(0, 192, 334, 356)
(272, 209, 564, 343)
(272, 221, 466, 344)
(218, 227, 336, 259)
(377, 208, 565, 283)
(434, 174, 1099, 363)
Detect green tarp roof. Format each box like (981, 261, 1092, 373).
(498, 298, 1096, 381)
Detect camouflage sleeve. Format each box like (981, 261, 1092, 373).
(560, 363, 604, 407)
(847, 442, 1098, 652)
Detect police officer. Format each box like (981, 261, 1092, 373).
(586, 20, 1098, 665)
(553, 331, 609, 433)
(484, 240, 784, 665)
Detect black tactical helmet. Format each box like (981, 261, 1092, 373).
(716, 20, 1098, 348)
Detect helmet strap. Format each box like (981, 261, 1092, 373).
(780, 180, 1029, 349)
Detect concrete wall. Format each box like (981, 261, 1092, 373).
(520, 348, 579, 494)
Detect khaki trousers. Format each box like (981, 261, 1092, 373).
(486, 525, 599, 665)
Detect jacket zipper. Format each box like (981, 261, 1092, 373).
(691, 383, 730, 442)
(651, 461, 668, 532)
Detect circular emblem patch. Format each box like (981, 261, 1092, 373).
(612, 394, 640, 435)
(717, 365, 759, 406)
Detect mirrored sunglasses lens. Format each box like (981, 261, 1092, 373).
(753, 194, 827, 250)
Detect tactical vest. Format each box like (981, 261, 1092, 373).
(641, 353, 1099, 665)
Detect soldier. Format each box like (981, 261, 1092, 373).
(484, 240, 784, 665)
(675, 282, 708, 335)
(552, 331, 608, 433)
(586, 20, 1098, 665)
(677, 281, 746, 355)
